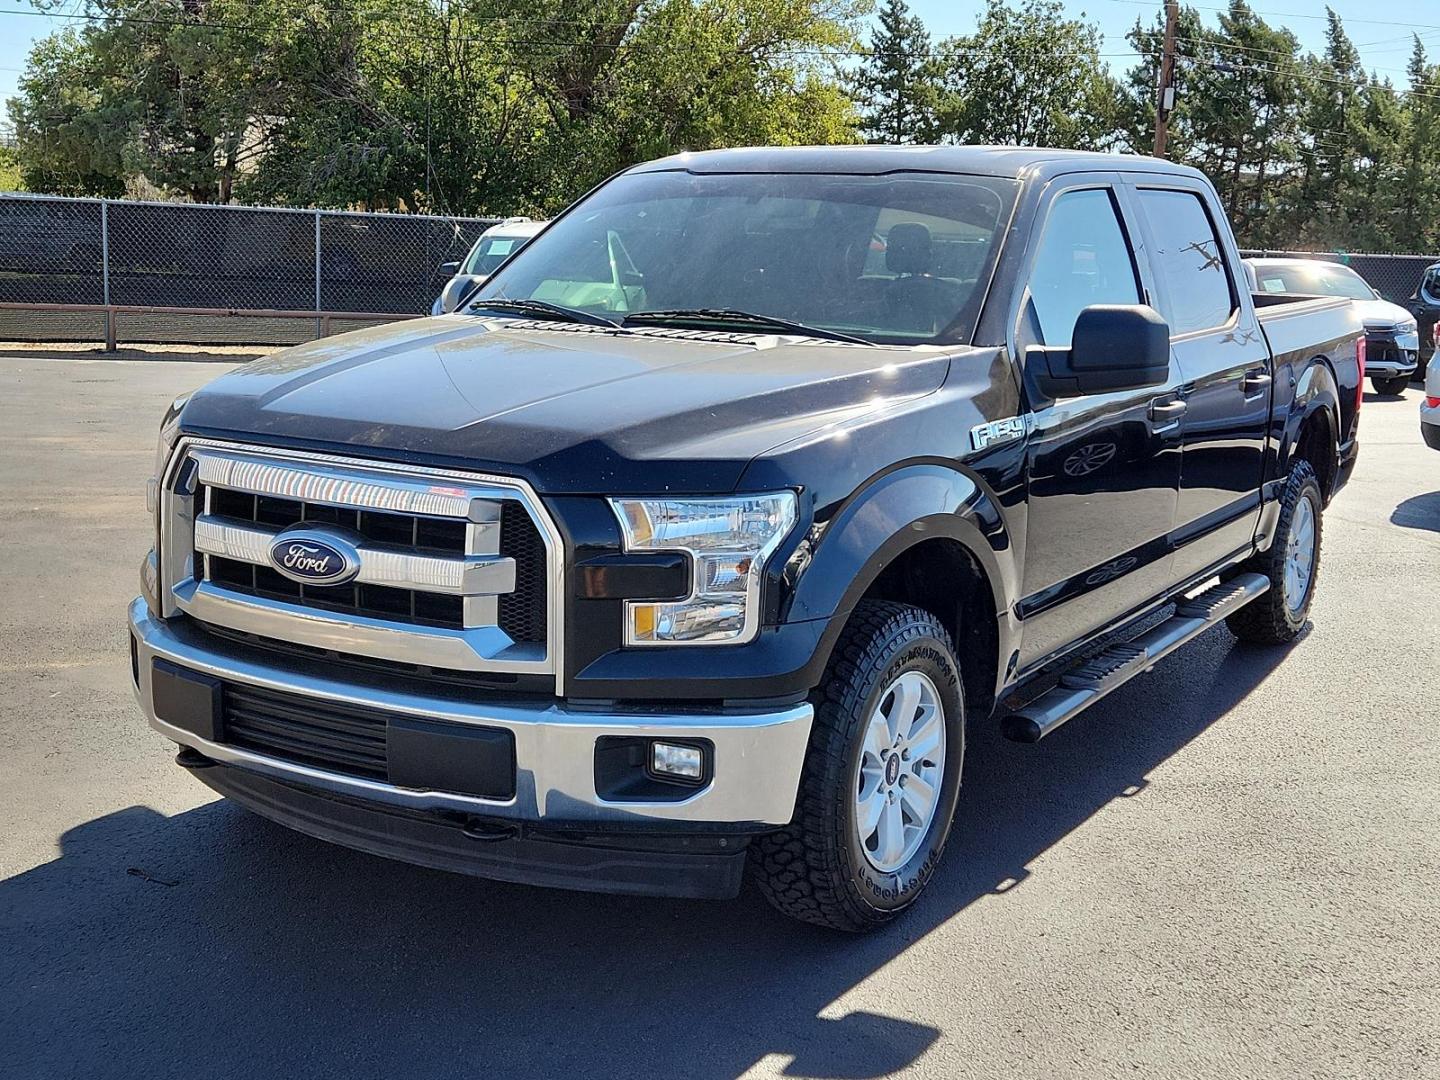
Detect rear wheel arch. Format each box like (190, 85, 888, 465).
(1285, 358, 1341, 501)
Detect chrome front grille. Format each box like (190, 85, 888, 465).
(159, 439, 561, 684)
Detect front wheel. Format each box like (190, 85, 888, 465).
(750, 600, 965, 932)
(1372, 375, 1410, 396)
(1227, 460, 1323, 644)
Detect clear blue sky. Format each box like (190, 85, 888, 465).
(4, 0, 1440, 129)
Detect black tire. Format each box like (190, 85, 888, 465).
(1372, 375, 1409, 396)
(1227, 460, 1323, 644)
(750, 600, 965, 932)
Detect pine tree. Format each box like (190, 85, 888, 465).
(852, 0, 940, 144)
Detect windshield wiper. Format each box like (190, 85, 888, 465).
(469, 298, 624, 329)
(622, 308, 876, 346)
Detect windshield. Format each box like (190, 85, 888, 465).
(1253, 263, 1377, 301)
(462, 232, 534, 276)
(470, 170, 1019, 344)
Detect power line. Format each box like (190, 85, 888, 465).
(0, 5, 1142, 63)
(1101, 0, 1440, 33)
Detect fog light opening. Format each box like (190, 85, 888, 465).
(649, 741, 707, 785)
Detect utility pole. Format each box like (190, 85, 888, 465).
(1153, 0, 1179, 158)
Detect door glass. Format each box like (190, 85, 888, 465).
(1137, 190, 1235, 334)
(1027, 189, 1141, 347)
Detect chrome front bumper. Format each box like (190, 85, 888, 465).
(129, 598, 813, 827)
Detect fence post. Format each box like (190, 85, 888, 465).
(314, 209, 322, 338)
(99, 200, 114, 351)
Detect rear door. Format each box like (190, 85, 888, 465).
(1128, 180, 1270, 582)
(1013, 175, 1185, 670)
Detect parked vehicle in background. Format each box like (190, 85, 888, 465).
(431, 218, 547, 315)
(1412, 261, 1440, 376)
(1422, 361, 1440, 450)
(1247, 257, 1418, 395)
(131, 147, 1362, 932)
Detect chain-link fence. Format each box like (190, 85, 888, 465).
(3, 192, 1438, 349)
(0, 193, 499, 347)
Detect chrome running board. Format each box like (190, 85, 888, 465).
(1001, 572, 1271, 743)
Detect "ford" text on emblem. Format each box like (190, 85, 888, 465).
(267, 527, 362, 587)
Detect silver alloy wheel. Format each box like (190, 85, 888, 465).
(855, 670, 946, 874)
(1283, 492, 1318, 615)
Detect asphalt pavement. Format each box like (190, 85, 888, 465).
(1, 354, 1436, 1079)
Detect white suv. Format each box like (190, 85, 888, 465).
(431, 218, 547, 315)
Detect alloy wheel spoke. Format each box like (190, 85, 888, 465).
(900, 772, 937, 820)
(877, 799, 905, 865)
(887, 676, 921, 743)
(858, 789, 886, 837)
(906, 710, 943, 761)
(863, 713, 890, 762)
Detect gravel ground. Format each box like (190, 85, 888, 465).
(1, 354, 1435, 1080)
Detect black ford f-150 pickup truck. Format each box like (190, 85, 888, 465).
(131, 147, 1362, 931)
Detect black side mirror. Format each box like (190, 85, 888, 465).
(438, 260, 461, 278)
(1028, 304, 1170, 399)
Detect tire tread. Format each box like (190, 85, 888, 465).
(751, 600, 958, 932)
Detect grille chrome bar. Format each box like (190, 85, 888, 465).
(194, 449, 513, 521)
(172, 580, 532, 670)
(160, 438, 564, 686)
(193, 515, 517, 598)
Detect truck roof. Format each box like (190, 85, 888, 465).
(629, 145, 1208, 183)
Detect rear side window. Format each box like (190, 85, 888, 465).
(1027, 188, 1141, 348)
(1137, 190, 1236, 334)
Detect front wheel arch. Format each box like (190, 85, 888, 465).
(779, 464, 1015, 718)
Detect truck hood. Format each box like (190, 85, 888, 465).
(181, 315, 953, 494)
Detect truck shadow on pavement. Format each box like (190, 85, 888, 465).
(1391, 492, 1440, 533)
(2, 630, 1291, 1080)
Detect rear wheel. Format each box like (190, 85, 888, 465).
(1227, 460, 1323, 644)
(751, 600, 965, 932)
(1372, 375, 1409, 396)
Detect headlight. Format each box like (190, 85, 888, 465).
(609, 492, 798, 645)
(1399, 320, 1419, 334)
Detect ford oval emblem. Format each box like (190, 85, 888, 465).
(267, 528, 361, 587)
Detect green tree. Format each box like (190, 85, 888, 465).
(934, 0, 1121, 149)
(8, 0, 866, 212)
(851, 0, 939, 143)
(1392, 35, 1440, 251)
(1123, 2, 1307, 244)
(0, 147, 24, 191)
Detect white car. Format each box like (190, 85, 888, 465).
(431, 218, 547, 315)
(1422, 361, 1440, 450)
(1247, 258, 1420, 395)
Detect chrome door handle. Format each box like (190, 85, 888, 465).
(1242, 370, 1272, 394)
(1148, 399, 1187, 422)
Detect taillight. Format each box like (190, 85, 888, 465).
(1427, 396, 1440, 409)
(1355, 335, 1366, 412)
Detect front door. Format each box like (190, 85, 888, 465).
(1013, 178, 1185, 671)
(1129, 182, 1270, 582)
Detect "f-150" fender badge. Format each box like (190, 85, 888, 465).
(969, 415, 1034, 452)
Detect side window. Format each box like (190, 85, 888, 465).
(1136, 189, 1236, 334)
(1027, 188, 1141, 348)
